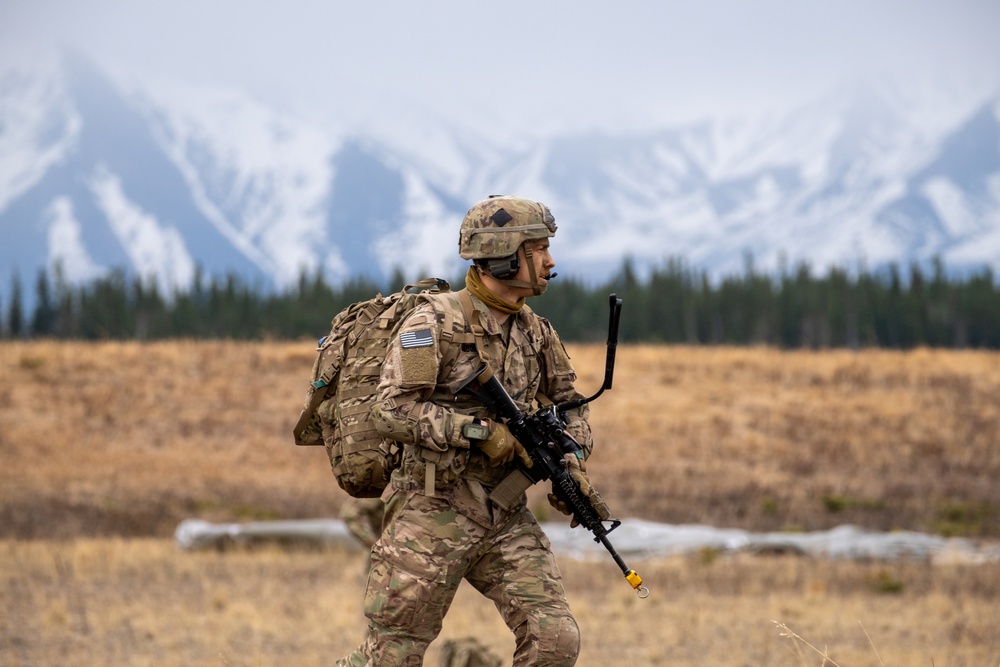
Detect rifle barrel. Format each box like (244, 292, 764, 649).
(598, 534, 649, 598)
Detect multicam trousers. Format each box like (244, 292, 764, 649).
(337, 490, 580, 667)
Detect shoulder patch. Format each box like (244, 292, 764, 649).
(400, 329, 433, 349)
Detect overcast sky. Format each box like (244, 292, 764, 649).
(2, 0, 999, 134)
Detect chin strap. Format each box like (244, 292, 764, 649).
(497, 245, 547, 296)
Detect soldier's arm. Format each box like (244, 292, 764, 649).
(371, 303, 479, 453)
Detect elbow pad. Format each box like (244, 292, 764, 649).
(371, 402, 415, 442)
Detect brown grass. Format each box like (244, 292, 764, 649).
(2, 538, 998, 666)
(2, 341, 1000, 665)
(573, 345, 1000, 536)
(2, 341, 997, 538)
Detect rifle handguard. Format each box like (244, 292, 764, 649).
(587, 487, 612, 522)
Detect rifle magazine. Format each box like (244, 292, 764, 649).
(489, 469, 534, 511)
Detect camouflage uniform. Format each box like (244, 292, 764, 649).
(340, 497, 386, 549)
(337, 288, 591, 667)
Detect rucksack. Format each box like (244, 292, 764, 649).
(292, 277, 455, 498)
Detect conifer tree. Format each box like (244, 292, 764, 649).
(30, 269, 57, 337)
(7, 272, 24, 339)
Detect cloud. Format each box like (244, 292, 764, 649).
(3, 0, 999, 134)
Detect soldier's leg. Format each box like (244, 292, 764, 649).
(337, 491, 484, 667)
(466, 507, 580, 667)
(340, 497, 385, 549)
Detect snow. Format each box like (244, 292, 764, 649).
(923, 177, 981, 238)
(132, 78, 338, 288)
(89, 165, 195, 295)
(943, 174, 1000, 271)
(0, 63, 80, 215)
(373, 170, 464, 280)
(174, 518, 1000, 565)
(2, 57, 999, 296)
(44, 196, 106, 284)
(90, 79, 1000, 285)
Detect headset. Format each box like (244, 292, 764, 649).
(480, 253, 521, 280)
(478, 251, 558, 282)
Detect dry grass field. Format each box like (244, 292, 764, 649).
(2, 341, 997, 537)
(2, 539, 998, 666)
(2, 341, 1000, 665)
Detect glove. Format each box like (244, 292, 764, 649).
(563, 452, 593, 496)
(547, 493, 572, 518)
(474, 419, 533, 468)
(548, 453, 612, 527)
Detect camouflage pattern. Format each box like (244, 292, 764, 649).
(337, 494, 579, 667)
(295, 278, 451, 497)
(340, 497, 386, 549)
(337, 289, 590, 666)
(375, 290, 591, 527)
(459, 196, 557, 260)
(439, 637, 502, 667)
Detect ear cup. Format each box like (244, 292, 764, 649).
(484, 253, 520, 279)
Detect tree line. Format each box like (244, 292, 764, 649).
(3, 258, 999, 348)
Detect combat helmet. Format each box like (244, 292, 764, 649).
(459, 195, 557, 260)
(459, 195, 557, 295)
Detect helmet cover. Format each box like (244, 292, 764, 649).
(458, 195, 557, 260)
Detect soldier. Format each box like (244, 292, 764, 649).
(336, 195, 596, 667)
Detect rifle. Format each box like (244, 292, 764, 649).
(459, 294, 649, 598)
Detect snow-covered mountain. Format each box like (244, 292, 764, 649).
(2, 54, 999, 312)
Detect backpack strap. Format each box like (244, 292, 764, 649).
(454, 289, 553, 507)
(457, 288, 490, 366)
(292, 354, 339, 445)
(534, 392, 554, 408)
(407, 277, 451, 293)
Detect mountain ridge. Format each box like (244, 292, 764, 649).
(2, 55, 998, 313)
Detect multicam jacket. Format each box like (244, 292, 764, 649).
(371, 289, 592, 528)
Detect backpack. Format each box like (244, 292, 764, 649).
(292, 277, 454, 498)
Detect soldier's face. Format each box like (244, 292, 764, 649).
(514, 239, 555, 294)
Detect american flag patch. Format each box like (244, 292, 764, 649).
(400, 329, 433, 349)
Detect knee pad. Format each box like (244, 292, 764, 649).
(533, 614, 580, 667)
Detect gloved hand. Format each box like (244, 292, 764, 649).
(562, 452, 594, 496)
(547, 453, 611, 527)
(547, 492, 572, 518)
(475, 419, 533, 468)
